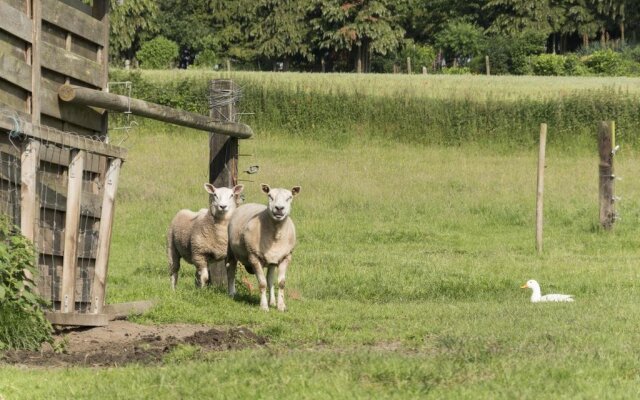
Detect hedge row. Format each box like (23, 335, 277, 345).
(110, 70, 640, 150)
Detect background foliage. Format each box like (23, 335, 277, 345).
(0, 217, 52, 351)
(109, 0, 640, 75)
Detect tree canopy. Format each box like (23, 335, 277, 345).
(109, 0, 640, 72)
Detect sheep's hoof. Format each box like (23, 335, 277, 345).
(277, 303, 287, 312)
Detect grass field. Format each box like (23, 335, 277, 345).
(3, 73, 640, 398)
(140, 69, 640, 100)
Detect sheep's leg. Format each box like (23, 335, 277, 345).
(168, 238, 181, 290)
(192, 255, 209, 288)
(277, 255, 291, 312)
(267, 265, 276, 307)
(248, 255, 268, 311)
(226, 254, 237, 298)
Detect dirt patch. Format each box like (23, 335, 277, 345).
(0, 320, 267, 368)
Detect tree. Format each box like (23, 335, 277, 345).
(109, 0, 159, 62)
(308, 0, 406, 72)
(435, 21, 485, 63)
(249, 0, 313, 69)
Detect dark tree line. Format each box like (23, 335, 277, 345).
(108, 0, 640, 72)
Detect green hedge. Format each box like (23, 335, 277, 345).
(110, 70, 640, 149)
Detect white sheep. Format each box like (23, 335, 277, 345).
(167, 183, 244, 289)
(227, 184, 301, 311)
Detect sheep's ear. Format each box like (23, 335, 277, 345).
(291, 186, 301, 197)
(233, 184, 245, 194)
(261, 184, 271, 194)
(204, 183, 217, 195)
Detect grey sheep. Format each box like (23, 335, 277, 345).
(227, 184, 301, 311)
(167, 183, 244, 289)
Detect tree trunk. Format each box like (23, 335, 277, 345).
(356, 44, 362, 73)
(620, 22, 625, 43)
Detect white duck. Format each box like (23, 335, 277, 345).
(520, 279, 574, 303)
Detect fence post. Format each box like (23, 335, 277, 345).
(60, 150, 85, 313)
(407, 57, 412, 74)
(598, 121, 616, 230)
(92, 158, 122, 314)
(535, 123, 547, 254)
(208, 80, 239, 288)
(485, 56, 491, 76)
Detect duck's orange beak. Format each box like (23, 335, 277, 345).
(520, 283, 528, 289)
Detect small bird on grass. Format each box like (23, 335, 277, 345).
(521, 279, 574, 303)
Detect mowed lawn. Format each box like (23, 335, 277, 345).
(2, 122, 640, 398)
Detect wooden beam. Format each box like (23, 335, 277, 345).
(45, 311, 109, 326)
(91, 158, 121, 314)
(0, 114, 127, 159)
(0, 1, 33, 43)
(0, 50, 32, 92)
(41, 41, 102, 87)
(42, 0, 107, 47)
(19, 140, 39, 241)
(60, 150, 85, 313)
(58, 85, 254, 138)
(535, 123, 547, 254)
(104, 300, 156, 320)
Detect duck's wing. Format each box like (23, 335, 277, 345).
(540, 294, 574, 302)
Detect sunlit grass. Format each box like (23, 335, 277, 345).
(139, 69, 640, 101)
(3, 122, 640, 398)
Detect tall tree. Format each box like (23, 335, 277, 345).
(309, 0, 405, 72)
(249, 0, 313, 69)
(109, 0, 159, 62)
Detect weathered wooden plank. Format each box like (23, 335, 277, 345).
(59, 0, 93, 18)
(0, 1, 32, 43)
(71, 36, 99, 63)
(41, 41, 102, 88)
(91, 158, 121, 314)
(0, 78, 28, 113)
(42, 0, 107, 47)
(31, 0, 42, 124)
(60, 150, 85, 313)
(41, 79, 104, 132)
(45, 311, 108, 327)
(0, 51, 32, 91)
(20, 139, 39, 240)
(0, 114, 127, 159)
(37, 226, 98, 258)
(104, 300, 156, 320)
(0, 30, 27, 60)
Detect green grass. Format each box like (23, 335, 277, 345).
(3, 120, 640, 398)
(139, 69, 640, 100)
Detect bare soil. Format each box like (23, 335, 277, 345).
(0, 320, 267, 368)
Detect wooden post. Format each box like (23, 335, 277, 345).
(208, 80, 239, 288)
(485, 56, 491, 76)
(60, 150, 85, 313)
(407, 57, 412, 74)
(20, 139, 40, 285)
(92, 158, 122, 314)
(536, 123, 547, 254)
(598, 121, 616, 230)
(422, 66, 427, 75)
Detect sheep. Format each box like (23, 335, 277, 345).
(167, 183, 244, 289)
(226, 183, 301, 311)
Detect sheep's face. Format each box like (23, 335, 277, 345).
(204, 184, 244, 217)
(261, 184, 301, 222)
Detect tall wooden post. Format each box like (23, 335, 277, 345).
(535, 123, 547, 254)
(92, 158, 122, 314)
(61, 150, 85, 313)
(598, 121, 616, 230)
(208, 80, 239, 288)
(485, 56, 491, 76)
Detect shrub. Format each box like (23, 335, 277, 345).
(194, 49, 219, 69)
(479, 30, 547, 75)
(435, 21, 485, 63)
(136, 36, 179, 69)
(0, 217, 52, 350)
(441, 66, 471, 75)
(530, 54, 566, 76)
(583, 49, 624, 75)
(563, 54, 590, 76)
(401, 40, 436, 73)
